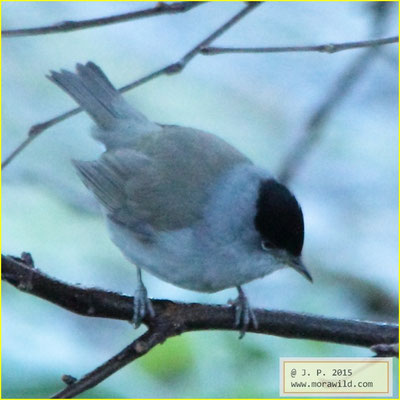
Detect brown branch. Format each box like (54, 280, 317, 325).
(2, 2, 205, 38)
(3, 253, 398, 347)
(1, 2, 261, 170)
(3, 253, 397, 398)
(200, 36, 398, 55)
(52, 329, 167, 398)
(371, 343, 399, 358)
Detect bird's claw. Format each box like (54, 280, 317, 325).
(231, 287, 258, 339)
(133, 281, 155, 328)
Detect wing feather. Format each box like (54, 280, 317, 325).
(73, 126, 250, 233)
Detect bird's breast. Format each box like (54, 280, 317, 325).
(107, 218, 281, 293)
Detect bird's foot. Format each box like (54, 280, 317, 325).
(132, 280, 155, 328)
(230, 286, 258, 339)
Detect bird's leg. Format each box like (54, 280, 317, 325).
(132, 267, 155, 328)
(232, 286, 258, 339)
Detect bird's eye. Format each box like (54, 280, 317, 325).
(261, 240, 276, 251)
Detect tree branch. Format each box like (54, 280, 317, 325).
(3, 252, 398, 398)
(52, 329, 167, 399)
(2, 2, 261, 170)
(277, 5, 395, 184)
(3, 254, 397, 347)
(2, 2, 205, 38)
(371, 343, 399, 358)
(200, 36, 398, 55)
(278, 45, 379, 184)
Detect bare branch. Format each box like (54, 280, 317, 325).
(4, 253, 397, 397)
(2, 2, 261, 170)
(201, 36, 398, 55)
(278, 46, 379, 184)
(277, 3, 396, 184)
(3, 254, 397, 347)
(52, 330, 167, 398)
(371, 343, 399, 358)
(284, 43, 393, 183)
(2, 2, 205, 38)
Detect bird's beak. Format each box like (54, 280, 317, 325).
(289, 257, 313, 282)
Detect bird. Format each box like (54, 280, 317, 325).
(48, 62, 312, 337)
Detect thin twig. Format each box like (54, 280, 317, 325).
(2, 2, 261, 170)
(2, 2, 205, 37)
(278, 47, 379, 184)
(201, 36, 398, 55)
(52, 329, 168, 398)
(277, 3, 395, 184)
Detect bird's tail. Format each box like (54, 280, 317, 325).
(48, 62, 159, 147)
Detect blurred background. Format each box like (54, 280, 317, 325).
(2, 1, 398, 398)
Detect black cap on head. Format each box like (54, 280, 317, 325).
(254, 179, 304, 257)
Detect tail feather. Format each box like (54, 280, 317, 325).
(48, 62, 155, 135)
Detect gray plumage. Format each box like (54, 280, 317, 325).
(48, 62, 160, 148)
(49, 63, 249, 234)
(49, 62, 310, 333)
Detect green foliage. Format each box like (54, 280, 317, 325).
(136, 335, 194, 382)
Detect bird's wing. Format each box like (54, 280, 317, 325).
(74, 125, 250, 234)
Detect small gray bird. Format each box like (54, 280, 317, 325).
(48, 62, 312, 337)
